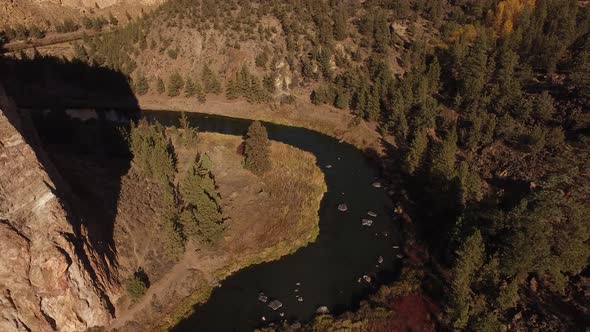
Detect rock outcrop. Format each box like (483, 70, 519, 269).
(0, 85, 113, 331)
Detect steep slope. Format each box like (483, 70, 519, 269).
(0, 85, 113, 331)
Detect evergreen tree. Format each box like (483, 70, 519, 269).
(429, 130, 458, 180)
(334, 89, 349, 109)
(533, 91, 555, 122)
(195, 80, 206, 103)
(168, 71, 184, 97)
(449, 231, 485, 329)
(404, 128, 428, 174)
(333, 9, 347, 41)
(135, 74, 149, 95)
(573, 46, 590, 98)
(179, 154, 224, 245)
(353, 88, 368, 116)
(202, 64, 222, 94)
(244, 121, 271, 175)
(185, 77, 197, 97)
(373, 12, 390, 53)
(365, 87, 381, 121)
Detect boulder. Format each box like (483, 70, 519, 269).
(338, 204, 348, 212)
(367, 211, 377, 217)
(268, 300, 283, 311)
(258, 293, 268, 303)
(316, 306, 330, 314)
(361, 219, 373, 226)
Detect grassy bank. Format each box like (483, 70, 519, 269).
(154, 133, 326, 331)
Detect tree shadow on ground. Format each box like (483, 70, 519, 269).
(0, 54, 139, 271)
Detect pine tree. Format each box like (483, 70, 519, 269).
(573, 47, 590, 98)
(450, 231, 485, 329)
(404, 128, 428, 175)
(333, 9, 347, 41)
(179, 154, 224, 245)
(427, 57, 441, 93)
(354, 88, 368, 116)
(373, 12, 390, 53)
(365, 87, 381, 121)
(226, 78, 239, 100)
(168, 71, 184, 97)
(244, 121, 271, 175)
(202, 64, 222, 94)
(135, 74, 149, 95)
(185, 77, 197, 97)
(195, 81, 206, 103)
(430, 130, 458, 180)
(334, 89, 349, 109)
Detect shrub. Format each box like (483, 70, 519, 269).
(126, 271, 149, 301)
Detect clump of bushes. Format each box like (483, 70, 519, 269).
(126, 269, 149, 301)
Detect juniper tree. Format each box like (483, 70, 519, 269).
(157, 77, 165, 94)
(244, 121, 271, 175)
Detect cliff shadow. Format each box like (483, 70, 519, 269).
(0, 54, 139, 270)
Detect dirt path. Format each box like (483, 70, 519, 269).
(108, 243, 218, 330)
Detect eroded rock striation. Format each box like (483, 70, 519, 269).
(0, 85, 113, 331)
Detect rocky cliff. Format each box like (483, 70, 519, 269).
(33, 0, 162, 8)
(0, 85, 113, 331)
(0, 0, 163, 28)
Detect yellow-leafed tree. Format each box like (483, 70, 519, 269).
(491, 0, 536, 35)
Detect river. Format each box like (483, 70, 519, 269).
(29, 109, 403, 331)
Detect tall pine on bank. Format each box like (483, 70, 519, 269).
(244, 121, 271, 175)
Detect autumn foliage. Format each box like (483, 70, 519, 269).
(490, 0, 536, 35)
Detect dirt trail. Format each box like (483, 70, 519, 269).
(108, 243, 220, 330)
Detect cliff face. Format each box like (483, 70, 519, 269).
(0, 0, 163, 28)
(33, 0, 163, 8)
(0, 86, 113, 331)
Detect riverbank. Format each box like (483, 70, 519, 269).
(136, 95, 390, 157)
(109, 132, 326, 331)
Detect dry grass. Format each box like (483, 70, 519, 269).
(149, 132, 326, 330)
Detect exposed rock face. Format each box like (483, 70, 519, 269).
(0, 85, 113, 331)
(34, 0, 163, 8)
